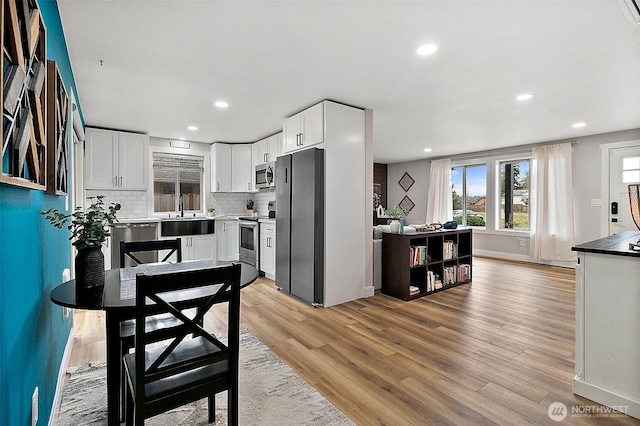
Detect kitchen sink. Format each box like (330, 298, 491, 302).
(161, 217, 215, 237)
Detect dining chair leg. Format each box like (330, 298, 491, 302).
(120, 346, 127, 422)
(125, 384, 134, 425)
(228, 387, 238, 426)
(208, 395, 215, 424)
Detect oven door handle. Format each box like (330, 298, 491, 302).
(239, 221, 258, 227)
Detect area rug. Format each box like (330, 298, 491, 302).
(56, 331, 353, 425)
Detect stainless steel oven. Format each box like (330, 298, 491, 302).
(238, 219, 259, 267)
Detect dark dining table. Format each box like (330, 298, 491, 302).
(50, 259, 258, 426)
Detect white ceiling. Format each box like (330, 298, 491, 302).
(57, 0, 640, 164)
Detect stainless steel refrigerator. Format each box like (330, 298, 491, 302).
(275, 148, 324, 305)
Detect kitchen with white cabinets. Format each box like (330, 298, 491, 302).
(82, 100, 372, 308)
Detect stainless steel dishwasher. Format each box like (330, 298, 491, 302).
(111, 221, 159, 268)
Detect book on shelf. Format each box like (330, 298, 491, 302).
(409, 245, 428, 267)
(443, 266, 457, 286)
(443, 240, 459, 260)
(457, 264, 471, 282)
(427, 270, 434, 292)
(409, 285, 420, 296)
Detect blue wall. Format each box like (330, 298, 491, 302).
(0, 1, 81, 424)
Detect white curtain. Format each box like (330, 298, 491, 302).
(426, 158, 452, 223)
(531, 143, 576, 261)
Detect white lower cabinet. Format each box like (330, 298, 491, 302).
(260, 222, 275, 279)
(216, 219, 239, 261)
(181, 235, 216, 261)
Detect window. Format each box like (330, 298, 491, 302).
(622, 156, 640, 183)
(153, 153, 203, 213)
(499, 159, 529, 230)
(451, 164, 486, 227)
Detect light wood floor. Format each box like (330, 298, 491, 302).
(67, 257, 640, 425)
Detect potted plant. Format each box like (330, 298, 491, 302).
(206, 207, 215, 217)
(385, 205, 407, 233)
(42, 196, 121, 292)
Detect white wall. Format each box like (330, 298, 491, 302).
(385, 128, 640, 264)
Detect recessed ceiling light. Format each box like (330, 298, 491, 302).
(416, 44, 438, 56)
(214, 101, 228, 108)
(424, 148, 433, 153)
(572, 122, 586, 128)
(187, 126, 198, 131)
(516, 93, 533, 101)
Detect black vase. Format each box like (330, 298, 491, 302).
(75, 246, 105, 293)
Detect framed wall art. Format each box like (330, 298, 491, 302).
(1, 0, 48, 190)
(399, 195, 415, 213)
(398, 172, 414, 192)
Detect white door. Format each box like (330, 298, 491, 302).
(609, 146, 640, 235)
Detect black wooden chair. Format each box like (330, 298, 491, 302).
(119, 238, 183, 419)
(119, 238, 182, 267)
(123, 263, 241, 425)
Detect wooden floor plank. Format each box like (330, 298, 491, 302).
(63, 257, 640, 425)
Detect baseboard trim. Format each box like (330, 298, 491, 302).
(48, 327, 74, 426)
(474, 249, 576, 269)
(573, 378, 640, 420)
(363, 285, 375, 298)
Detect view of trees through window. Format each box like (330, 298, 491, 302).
(499, 159, 529, 230)
(451, 165, 487, 227)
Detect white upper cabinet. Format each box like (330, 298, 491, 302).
(210, 143, 232, 192)
(254, 132, 283, 165)
(85, 127, 149, 190)
(283, 103, 324, 154)
(211, 143, 253, 193)
(231, 144, 252, 192)
(267, 133, 282, 162)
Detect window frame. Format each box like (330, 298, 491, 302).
(451, 163, 487, 228)
(452, 151, 533, 237)
(497, 158, 531, 232)
(152, 152, 205, 215)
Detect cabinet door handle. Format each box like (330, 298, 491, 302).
(264, 153, 267, 162)
(217, 182, 219, 191)
(113, 177, 118, 187)
(299, 132, 303, 146)
(248, 182, 251, 191)
(119, 176, 122, 187)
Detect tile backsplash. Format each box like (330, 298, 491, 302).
(85, 189, 276, 219)
(85, 190, 148, 219)
(208, 190, 275, 216)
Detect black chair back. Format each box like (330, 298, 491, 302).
(124, 263, 241, 425)
(120, 238, 182, 267)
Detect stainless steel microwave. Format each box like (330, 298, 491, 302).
(255, 162, 275, 189)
